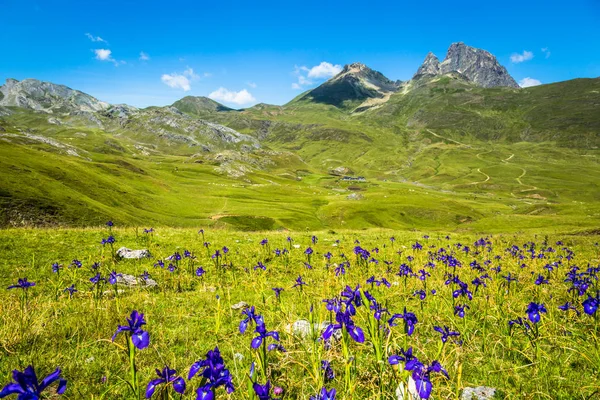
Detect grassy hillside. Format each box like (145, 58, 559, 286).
(0, 77, 598, 232)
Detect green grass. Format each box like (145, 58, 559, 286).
(1, 227, 599, 399)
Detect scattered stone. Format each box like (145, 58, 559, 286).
(329, 166, 353, 176)
(85, 356, 95, 364)
(233, 353, 244, 361)
(396, 378, 419, 400)
(231, 301, 249, 310)
(116, 274, 158, 288)
(116, 247, 151, 259)
(461, 386, 496, 400)
(346, 193, 364, 201)
(285, 320, 340, 340)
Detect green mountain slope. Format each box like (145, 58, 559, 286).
(0, 72, 599, 232)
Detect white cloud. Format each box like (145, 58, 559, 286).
(139, 51, 150, 61)
(85, 33, 106, 43)
(519, 77, 542, 88)
(161, 73, 192, 91)
(292, 61, 340, 89)
(247, 82, 257, 88)
(510, 50, 534, 63)
(307, 61, 342, 78)
(541, 47, 551, 58)
(209, 87, 256, 105)
(160, 67, 204, 91)
(183, 67, 199, 80)
(93, 49, 124, 66)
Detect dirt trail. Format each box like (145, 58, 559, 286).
(425, 129, 471, 147)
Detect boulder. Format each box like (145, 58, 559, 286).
(231, 301, 249, 310)
(116, 247, 151, 259)
(461, 386, 496, 400)
(116, 274, 158, 288)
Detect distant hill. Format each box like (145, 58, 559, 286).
(0, 43, 599, 231)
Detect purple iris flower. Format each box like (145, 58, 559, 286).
(292, 276, 307, 288)
(406, 360, 449, 399)
(0, 365, 66, 399)
(251, 323, 280, 349)
(322, 309, 365, 343)
(388, 346, 417, 367)
(63, 284, 77, 298)
(305, 247, 314, 255)
(90, 273, 106, 285)
(334, 263, 346, 276)
(71, 259, 82, 268)
(189, 346, 234, 399)
(254, 262, 267, 271)
(7, 278, 35, 290)
(340, 285, 362, 315)
(388, 307, 418, 336)
(369, 301, 389, 321)
(413, 290, 426, 301)
(52, 263, 62, 273)
(558, 302, 580, 315)
(140, 271, 151, 281)
(509, 317, 531, 331)
(253, 380, 275, 400)
(312, 235, 318, 244)
(454, 304, 470, 318)
(101, 236, 115, 246)
(112, 310, 150, 349)
(196, 267, 205, 277)
(321, 360, 334, 381)
(108, 271, 122, 285)
(239, 306, 263, 334)
(583, 294, 599, 315)
(106, 221, 114, 227)
(434, 326, 460, 343)
(310, 387, 336, 400)
(526, 302, 547, 323)
(452, 283, 473, 301)
(144, 228, 153, 233)
(272, 288, 283, 299)
(267, 343, 287, 352)
(154, 260, 165, 268)
(534, 275, 549, 285)
(145, 366, 185, 398)
(322, 297, 342, 313)
(260, 238, 269, 246)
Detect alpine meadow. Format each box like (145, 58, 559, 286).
(1, 2, 600, 399)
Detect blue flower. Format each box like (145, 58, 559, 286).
(112, 310, 150, 349)
(239, 306, 263, 334)
(310, 387, 336, 400)
(433, 326, 460, 343)
(145, 366, 185, 398)
(322, 309, 364, 343)
(189, 347, 234, 398)
(388, 307, 418, 336)
(0, 365, 66, 399)
(7, 278, 35, 290)
(251, 322, 280, 349)
(526, 302, 547, 323)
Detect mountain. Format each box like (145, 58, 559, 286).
(172, 96, 234, 116)
(414, 42, 519, 88)
(0, 48, 598, 231)
(0, 78, 110, 113)
(291, 63, 401, 109)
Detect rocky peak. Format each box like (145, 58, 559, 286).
(439, 42, 519, 88)
(0, 78, 110, 113)
(413, 52, 440, 78)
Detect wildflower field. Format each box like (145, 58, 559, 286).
(1, 226, 599, 399)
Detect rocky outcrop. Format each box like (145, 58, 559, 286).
(0, 78, 110, 113)
(413, 52, 440, 78)
(413, 42, 519, 88)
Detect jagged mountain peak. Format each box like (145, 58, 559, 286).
(293, 62, 400, 108)
(413, 43, 519, 88)
(413, 52, 440, 78)
(0, 78, 110, 113)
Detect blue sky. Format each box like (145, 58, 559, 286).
(1, 0, 599, 108)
